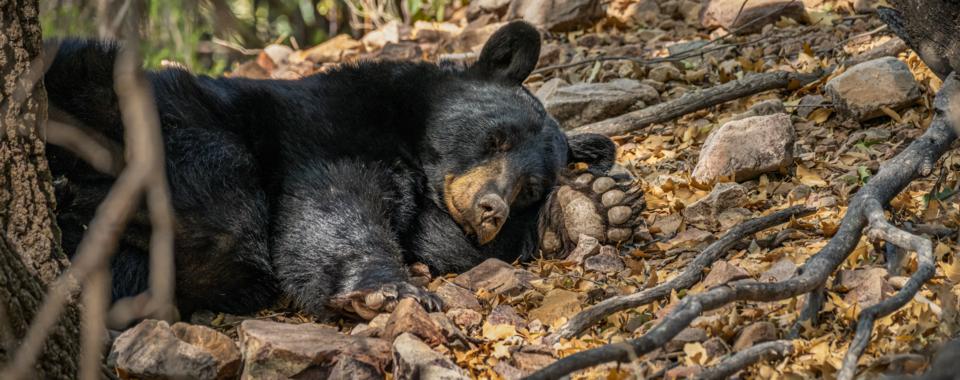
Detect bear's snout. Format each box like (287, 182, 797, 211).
(475, 193, 508, 245)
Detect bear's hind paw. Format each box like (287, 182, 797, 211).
(335, 282, 443, 320)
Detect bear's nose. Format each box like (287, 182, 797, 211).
(475, 194, 508, 244)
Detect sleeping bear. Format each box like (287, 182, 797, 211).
(44, 21, 625, 318)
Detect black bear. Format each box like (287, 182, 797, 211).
(44, 21, 618, 318)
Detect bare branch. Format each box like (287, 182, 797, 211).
(694, 340, 795, 380)
(836, 199, 936, 380)
(556, 205, 815, 339)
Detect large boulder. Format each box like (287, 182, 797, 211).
(238, 320, 391, 379)
(506, 0, 603, 32)
(536, 78, 659, 130)
(691, 113, 795, 185)
(825, 57, 921, 121)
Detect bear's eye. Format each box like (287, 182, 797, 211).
(514, 177, 546, 206)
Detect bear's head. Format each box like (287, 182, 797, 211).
(423, 21, 616, 245)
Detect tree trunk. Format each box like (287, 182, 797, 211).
(0, 0, 81, 378)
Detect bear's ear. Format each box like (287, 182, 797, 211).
(566, 133, 616, 173)
(468, 21, 541, 85)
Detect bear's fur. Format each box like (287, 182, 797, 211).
(44, 21, 616, 317)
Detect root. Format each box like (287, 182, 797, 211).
(556, 205, 815, 339)
(525, 73, 960, 380)
(695, 340, 795, 380)
(836, 199, 936, 380)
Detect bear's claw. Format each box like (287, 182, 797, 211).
(342, 282, 444, 320)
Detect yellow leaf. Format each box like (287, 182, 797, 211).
(796, 165, 827, 187)
(684, 342, 708, 366)
(807, 108, 832, 124)
(482, 323, 516, 340)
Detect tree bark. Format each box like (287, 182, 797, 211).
(0, 0, 81, 378)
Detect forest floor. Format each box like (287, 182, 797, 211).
(122, 1, 960, 379)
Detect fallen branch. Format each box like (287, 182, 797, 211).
(525, 73, 960, 380)
(556, 205, 815, 339)
(567, 71, 823, 137)
(695, 340, 795, 380)
(836, 199, 936, 380)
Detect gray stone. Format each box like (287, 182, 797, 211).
(537, 79, 659, 129)
(702, 261, 751, 288)
(825, 57, 921, 121)
(108, 320, 227, 380)
(506, 0, 603, 32)
(583, 247, 625, 273)
(682, 182, 748, 228)
(393, 333, 469, 380)
(732, 321, 779, 351)
(238, 320, 391, 379)
(665, 327, 709, 352)
(452, 258, 535, 296)
(692, 113, 795, 185)
(435, 282, 482, 311)
(700, 0, 808, 33)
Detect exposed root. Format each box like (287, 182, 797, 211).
(695, 340, 795, 380)
(556, 205, 815, 339)
(836, 199, 936, 380)
(524, 73, 959, 380)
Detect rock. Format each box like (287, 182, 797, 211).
(487, 304, 526, 329)
(537, 79, 659, 129)
(702, 260, 751, 288)
(717, 207, 753, 231)
(529, 289, 582, 327)
(565, 234, 601, 264)
(170, 323, 241, 380)
(607, 0, 661, 26)
(647, 63, 682, 83)
(837, 267, 890, 308)
(825, 57, 921, 121)
(797, 94, 828, 118)
(494, 361, 525, 380)
(393, 333, 469, 380)
(703, 337, 730, 358)
(377, 42, 422, 61)
(506, 0, 603, 32)
(651, 213, 683, 236)
(328, 357, 383, 379)
(238, 320, 391, 379)
(730, 98, 786, 121)
(382, 298, 445, 346)
(513, 351, 555, 372)
(108, 320, 230, 380)
(583, 246, 625, 273)
(447, 308, 484, 330)
(453, 258, 535, 296)
(665, 327, 709, 352)
(682, 182, 748, 228)
(759, 258, 797, 282)
(468, 0, 512, 18)
(435, 282, 481, 311)
(700, 0, 808, 33)
(732, 321, 779, 351)
(292, 34, 363, 63)
(691, 113, 795, 185)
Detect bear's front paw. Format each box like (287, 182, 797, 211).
(340, 282, 443, 320)
(540, 168, 645, 258)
